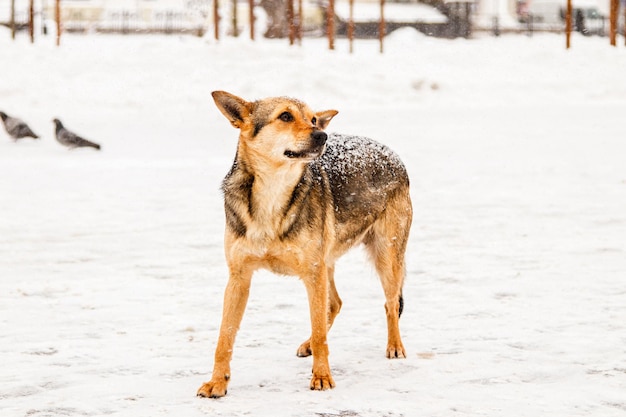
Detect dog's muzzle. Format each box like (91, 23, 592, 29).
(311, 131, 327, 148)
(284, 131, 328, 159)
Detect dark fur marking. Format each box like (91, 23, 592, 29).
(280, 205, 308, 241)
(224, 201, 247, 237)
(283, 170, 313, 216)
(224, 103, 243, 123)
(250, 101, 273, 137)
(246, 176, 255, 217)
(399, 294, 404, 318)
(253, 120, 266, 137)
(221, 159, 254, 238)
(280, 168, 318, 240)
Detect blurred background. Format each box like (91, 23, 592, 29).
(1, 0, 624, 42)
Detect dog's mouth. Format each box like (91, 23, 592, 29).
(284, 145, 325, 160)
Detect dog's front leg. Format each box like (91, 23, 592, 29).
(303, 268, 335, 391)
(197, 266, 252, 398)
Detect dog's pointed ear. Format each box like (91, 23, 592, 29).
(212, 91, 250, 129)
(315, 110, 338, 130)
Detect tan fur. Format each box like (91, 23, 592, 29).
(197, 91, 412, 398)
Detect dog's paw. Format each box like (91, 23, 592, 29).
(386, 344, 406, 359)
(197, 380, 228, 398)
(310, 373, 335, 391)
(296, 340, 312, 357)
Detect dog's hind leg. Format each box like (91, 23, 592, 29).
(197, 264, 253, 398)
(297, 265, 342, 358)
(365, 191, 412, 359)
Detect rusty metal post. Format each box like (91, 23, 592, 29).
(214, 0, 220, 40)
(609, 0, 618, 46)
(288, 0, 295, 44)
(379, 0, 385, 53)
(348, 0, 354, 53)
(232, 0, 239, 36)
(29, 0, 35, 43)
(10, 0, 16, 40)
(297, 0, 303, 43)
(565, 0, 572, 49)
(56, 0, 61, 46)
(327, 0, 335, 50)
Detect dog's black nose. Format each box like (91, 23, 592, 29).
(312, 131, 327, 147)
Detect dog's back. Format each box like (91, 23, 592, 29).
(316, 133, 411, 253)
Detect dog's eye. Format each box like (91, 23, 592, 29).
(311, 117, 317, 126)
(278, 112, 294, 122)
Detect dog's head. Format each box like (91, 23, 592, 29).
(212, 91, 338, 164)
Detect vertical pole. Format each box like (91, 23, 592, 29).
(56, 0, 61, 46)
(29, 0, 35, 43)
(249, 0, 255, 40)
(288, 0, 295, 44)
(464, 2, 471, 38)
(565, 0, 572, 49)
(297, 0, 303, 43)
(609, 0, 618, 46)
(327, 0, 335, 50)
(348, 0, 354, 53)
(214, 0, 220, 40)
(232, 0, 238, 36)
(10, 0, 16, 40)
(379, 0, 385, 53)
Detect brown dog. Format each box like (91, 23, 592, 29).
(197, 91, 412, 398)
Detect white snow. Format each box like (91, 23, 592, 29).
(333, 2, 448, 24)
(1, 28, 626, 417)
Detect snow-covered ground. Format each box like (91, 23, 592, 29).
(1, 29, 625, 416)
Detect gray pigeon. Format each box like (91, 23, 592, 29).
(0, 111, 40, 140)
(53, 119, 101, 150)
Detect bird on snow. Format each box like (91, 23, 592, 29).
(0, 111, 40, 140)
(52, 119, 101, 150)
